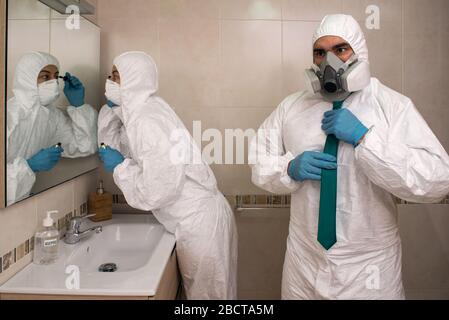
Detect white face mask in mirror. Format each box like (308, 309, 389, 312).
(38, 79, 60, 106)
(105, 79, 122, 106)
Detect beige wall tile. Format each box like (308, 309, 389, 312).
(74, 170, 99, 212)
(159, 19, 220, 108)
(50, 19, 101, 108)
(160, 0, 219, 20)
(220, 0, 282, 20)
(405, 289, 449, 300)
(6, 20, 50, 100)
(363, 22, 402, 92)
(212, 164, 269, 196)
(0, 198, 37, 256)
(399, 205, 449, 294)
(36, 181, 74, 230)
(236, 208, 290, 299)
(403, 0, 449, 150)
(282, 21, 320, 96)
(8, 0, 50, 20)
(220, 20, 283, 108)
(341, 0, 402, 23)
(98, 0, 159, 20)
(281, 0, 342, 21)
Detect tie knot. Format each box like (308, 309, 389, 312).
(333, 100, 344, 110)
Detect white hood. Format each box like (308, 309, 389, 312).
(12, 51, 60, 110)
(312, 14, 369, 64)
(113, 51, 158, 104)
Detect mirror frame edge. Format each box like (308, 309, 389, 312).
(0, 0, 6, 209)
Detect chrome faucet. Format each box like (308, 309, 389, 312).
(64, 214, 102, 245)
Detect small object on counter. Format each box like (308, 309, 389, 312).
(100, 142, 107, 149)
(88, 180, 113, 222)
(33, 211, 59, 265)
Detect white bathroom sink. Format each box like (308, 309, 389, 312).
(0, 214, 176, 297)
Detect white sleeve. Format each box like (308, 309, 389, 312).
(7, 158, 36, 206)
(54, 104, 99, 158)
(113, 120, 185, 211)
(98, 106, 131, 157)
(355, 100, 449, 203)
(249, 97, 300, 195)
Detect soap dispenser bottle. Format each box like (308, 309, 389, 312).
(88, 180, 113, 222)
(33, 211, 59, 265)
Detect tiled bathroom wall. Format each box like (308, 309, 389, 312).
(0, 170, 98, 285)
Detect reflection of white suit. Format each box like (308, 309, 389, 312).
(7, 52, 98, 205)
(250, 15, 449, 299)
(98, 51, 238, 300)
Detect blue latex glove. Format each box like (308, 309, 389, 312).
(322, 109, 369, 147)
(27, 146, 64, 173)
(106, 100, 118, 108)
(63, 72, 85, 107)
(288, 151, 337, 182)
(99, 146, 125, 172)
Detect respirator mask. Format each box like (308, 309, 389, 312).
(304, 51, 371, 102)
(105, 79, 122, 106)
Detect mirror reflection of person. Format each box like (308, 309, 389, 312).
(7, 52, 98, 205)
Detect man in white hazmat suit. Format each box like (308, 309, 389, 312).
(98, 51, 238, 300)
(250, 14, 449, 299)
(7, 52, 98, 206)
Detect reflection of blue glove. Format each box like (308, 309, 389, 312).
(63, 72, 85, 107)
(27, 146, 64, 173)
(288, 151, 337, 182)
(99, 146, 125, 172)
(322, 109, 369, 147)
(106, 100, 118, 108)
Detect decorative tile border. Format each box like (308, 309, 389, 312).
(112, 194, 127, 204)
(235, 194, 291, 209)
(110, 193, 449, 209)
(0, 207, 84, 276)
(394, 194, 449, 205)
(1, 236, 30, 275)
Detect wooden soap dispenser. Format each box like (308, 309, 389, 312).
(88, 180, 113, 222)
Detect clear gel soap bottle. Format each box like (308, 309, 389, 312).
(33, 210, 60, 265)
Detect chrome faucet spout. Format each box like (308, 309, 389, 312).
(64, 214, 102, 245)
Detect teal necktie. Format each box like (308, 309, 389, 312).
(318, 100, 343, 250)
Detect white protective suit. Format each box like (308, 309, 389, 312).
(98, 52, 238, 300)
(250, 14, 449, 299)
(7, 52, 98, 206)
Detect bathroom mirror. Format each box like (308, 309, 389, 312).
(4, 0, 100, 207)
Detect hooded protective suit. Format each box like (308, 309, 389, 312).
(250, 14, 449, 299)
(98, 51, 237, 300)
(7, 52, 98, 206)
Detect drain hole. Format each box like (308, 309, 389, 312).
(99, 263, 118, 272)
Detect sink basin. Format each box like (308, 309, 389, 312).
(67, 222, 164, 273)
(0, 214, 176, 297)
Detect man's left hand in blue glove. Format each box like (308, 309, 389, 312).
(63, 72, 85, 107)
(99, 146, 125, 172)
(322, 109, 369, 147)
